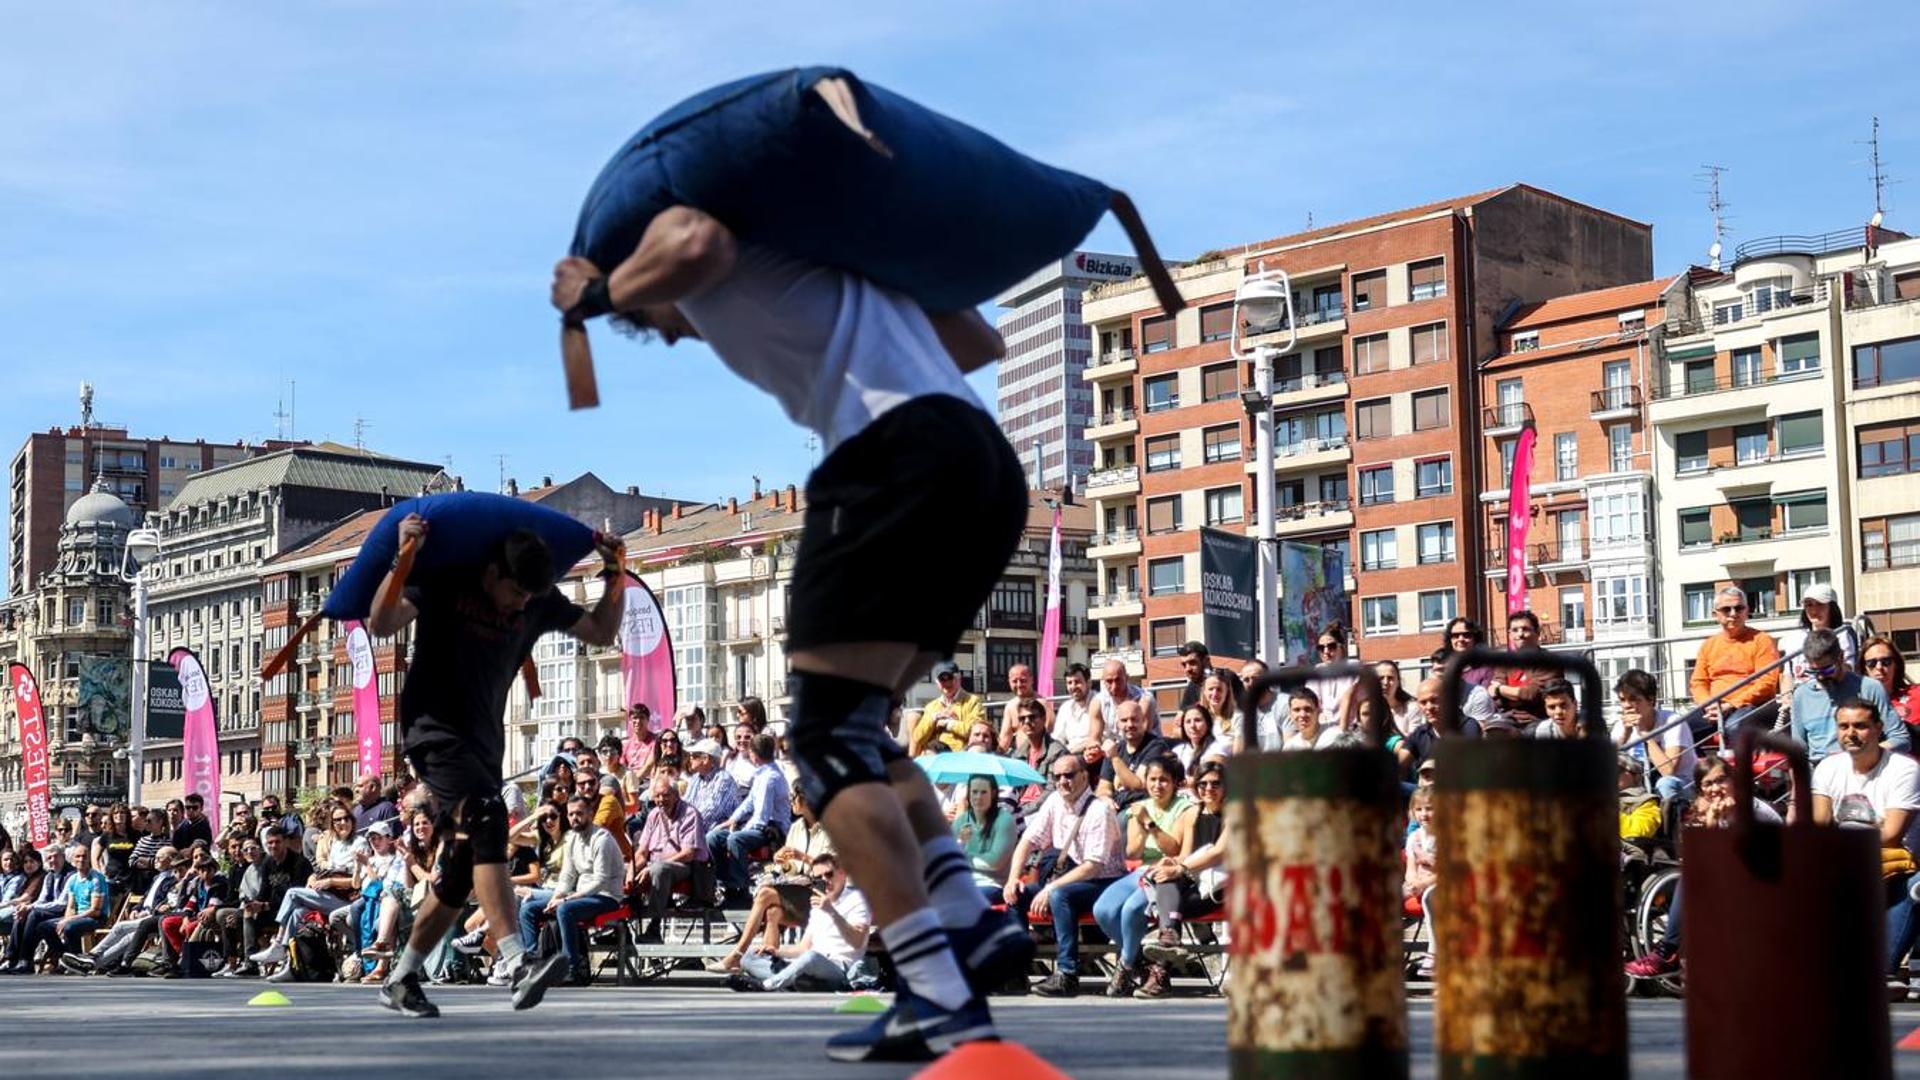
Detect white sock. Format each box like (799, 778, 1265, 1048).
(884, 907, 972, 1010)
(495, 934, 526, 968)
(921, 835, 988, 929)
(391, 944, 428, 982)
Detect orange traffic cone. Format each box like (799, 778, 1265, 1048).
(910, 1041, 1071, 1080)
(1898, 1025, 1920, 1051)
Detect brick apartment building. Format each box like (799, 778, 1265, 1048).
(1082, 184, 1652, 685)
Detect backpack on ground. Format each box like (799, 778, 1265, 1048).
(287, 925, 338, 983)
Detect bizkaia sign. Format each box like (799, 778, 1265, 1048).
(1072, 252, 1137, 280)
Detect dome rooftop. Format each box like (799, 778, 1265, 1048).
(65, 480, 136, 529)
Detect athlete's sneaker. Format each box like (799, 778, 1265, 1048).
(380, 972, 441, 1019)
(947, 907, 1034, 995)
(824, 988, 997, 1063)
(510, 952, 568, 1011)
(486, 959, 515, 987)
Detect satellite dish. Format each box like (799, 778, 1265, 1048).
(1871, 210, 1885, 228)
(1708, 241, 1722, 260)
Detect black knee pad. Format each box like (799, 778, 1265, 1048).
(789, 670, 904, 815)
(463, 795, 509, 866)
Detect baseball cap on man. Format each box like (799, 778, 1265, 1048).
(687, 738, 723, 758)
(932, 659, 961, 678)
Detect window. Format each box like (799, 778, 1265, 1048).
(1412, 388, 1450, 431)
(1417, 589, 1457, 630)
(1555, 431, 1578, 481)
(1351, 270, 1386, 312)
(1594, 575, 1648, 625)
(1712, 299, 1744, 326)
(1859, 420, 1920, 477)
(1353, 333, 1390, 375)
(1199, 303, 1234, 343)
(66, 597, 85, 626)
(1777, 333, 1820, 376)
(1203, 424, 1242, 464)
(1778, 491, 1828, 533)
(1776, 412, 1821, 458)
(1147, 558, 1185, 597)
(1358, 465, 1394, 505)
(1863, 513, 1920, 571)
(1731, 347, 1763, 387)
(1679, 508, 1710, 548)
(1362, 596, 1399, 634)
(1618, 310, 1646, 333)
(1684, 359, 1716, 394)
(1319, 473, 1348, 504)
(1734, 422, 1768, 465)
(1143, 374, 1178, 413)
(1683, 583, 1716, 624)
(1417, 522, 1456, 565)
(1205, 486, 1243, 526)
(1411, 323, 1448, 366)
(1511, 331, 1540, 353)
(1739, 576, 1777, 618)
(1785, 568, 1831, 607)
(1201, 362, 1238, 402)
(1498, 437, 1518, 486)
(1731, 497, 1771, 541)
(1415, 457, 1452, 498)
(1855, 335, 1920, 389)
(1141, 315, 1172, 354)
(1149, 619, 1186, 658)
(1591, 489, 1645, 545)
(1608, 424, 1633, 472)
(1355, 398, 1392, 440)
(1408, 259, 1446, 301)
(1145, 434, 1180, 473)
(1675, 431, 1708, 473)
(1360, 529, 1398, 571)
(1277, 479, 1305, 508)
(1146, 495, 1183, 535)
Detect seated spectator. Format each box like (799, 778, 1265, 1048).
(629, 773, 709, 941)
(934, 718, 999, 817)
(129, 808, 171, 891)
(1792, 629, 1901, 759)
(994, 663, 1050, 754)
(351, 774, 399, 833)
(640, 729, 690, 794)
(705, 794, 835, 973)
(1609, 669, 1695, 804)
(729, 854, 871, 993)
(1689, 585, 1781, 738)
(1135, 759, 1231, 997)
(340, 820, 409, 983)
(1373, 661, 1423, 738)
(1811, 698, 1920, 997)
(517, 796, 625, 986)
(0, 849, 26, 940)
(213, 826, 311, 978)
(258, 794, 304, 847)
(1004, 754, 1127, 997)
(464, 794, 571, 978)
(172, 793, 214, 852)
(1486, 610, 1551, 731)
(1397, 677, 1486, 779)
(735, 695, 770, 737)
(1618, 757, 1661, 840)
(1403, 787, 1437, 916)
(1239, 659, 1279, 752)
(1282, 687, 1355, 750)
(156, 853, 227, 978)
(1093, 756, 1195, 996)
(64, 846, 184, 976)
(2, 845, 72, 973)
(911, 660, 989, 757)
(1864, 637, 1920, 743)
(1097, 698, 1172, 813)
(2, 847, 45, 962)
(1198, 672, 1240, 750)
(26, 843, 110, 968)
(248, 804, 361, 971)
(1172, 705, 1230, 777)
(574, 759, 634, 862)
(1777, 583, 1859, 691)
(706, 733, 792, 908)
(1530, 679, 1586, 740)
(953, 777, 1016, 906)
(722, 722, 760, 788)
(600, 730, 639, 814)
(684, 737, 744, 832)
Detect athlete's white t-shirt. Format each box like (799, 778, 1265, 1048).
(677, 244, 985, 451)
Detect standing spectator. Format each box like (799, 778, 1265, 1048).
(1096, 699, 1172, 813)
(629, 773, 708, 941)
(1052, 664, 1104, 762)
(722, 722, 759, 787)
(1198, 672, 1240, 749)
(707, 733, 793, 907)
(1006, 703, 1068, 817)
(1689, 585, 1782, 737)
(994, 664, 1049, 753)
(129, 808, 170, 888)
(598, 732, 638, 813)
(257, 794, 303, 847)
(911, 660, 988, 756)
(1863, 637, 1920, 742)
(1791, 629, 1901, 759)
(731, 853, 871, 993)
(684, 738, 744, 835)
(351, 774, 400, 833)
(517, 796, 624, 986)
(172, 793, 213, 852)
(1310, 625, 1360, 729)
(1612, 669, 1697, 802)
(164, 799, 185, 835)
(1093, 757, 1196, 996)
(1778, 583, 1859, 688)
(1811, 699, 1920, 995)
(93, 803, 139, 897)
(2, 846, 72, 972)
(1137, 760, 1231, 997)
(1094, 659, 1152, 728)
(1171, 706, 1230, 776)
(1003, 755, 1126, 997)
(215, 826, 311, 978)
(953, 777, 1015, 906)
(735, 695, 770, 736)
(1175, 641, 1211, 711)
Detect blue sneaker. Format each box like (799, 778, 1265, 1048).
(949, 907, 1034, 994)
(824, 988, 997, 1063)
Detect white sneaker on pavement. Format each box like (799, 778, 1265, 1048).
(249, 942, 288, 965)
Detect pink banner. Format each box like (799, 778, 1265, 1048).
(8, 663, 52, 848)
(1036, 506, 1064, 696)
(169, 648, 222, 835)
(344, 621, 383, 779)
(619, 572, 676, 769)
(1506, 424, 1538, 617)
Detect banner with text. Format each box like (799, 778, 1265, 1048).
(147, 661, 185, 741)
(620, 572, 677, 769)
(345, 621, 384, 779)
(1281, 542, 1349, 664)
(169, 647, 222, 834)
(7, 663, 52, 847)
(1199, 527, 1258, 660)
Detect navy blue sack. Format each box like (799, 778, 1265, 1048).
(572, 66, 1118, 314)
(322, 493, 596, 622)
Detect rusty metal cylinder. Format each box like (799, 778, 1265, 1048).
(1226, 747, 1408, 1079)
(1431, 648, 1625, 1079)
(1683, 730, 1889, 1080)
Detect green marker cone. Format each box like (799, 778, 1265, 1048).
(835, 993, 888, 1014)
(248, 990, 292, 1007)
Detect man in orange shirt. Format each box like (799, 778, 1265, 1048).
(1690, 585, 1782, 737)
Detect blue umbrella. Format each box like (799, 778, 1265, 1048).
(917, 751, 1046, 788)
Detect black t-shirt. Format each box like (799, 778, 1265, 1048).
(172, 817, 213, 852)
(101, 831, 139, 883)
(257, 850, 313, 911)
(1101, 735, 1173, 812)
(400, 566, 585, 767)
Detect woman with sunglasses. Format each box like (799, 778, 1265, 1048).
(1863, 638, 1920, 746)
(1433, 618, 1492, 686)
(1092, 756, 1195, 998)
(1135, 760, 1230, 998)
(641, 728, 690, 785)
(249, 806, 364, 970)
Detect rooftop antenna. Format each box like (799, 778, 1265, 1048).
(1698, 164, 1731, 271)
(78, 381, 94, 433)
(1305, 210, 1313, 230)
(495, 454, 509, 494)
(351, 416, 372, 450)
(1865, 115, 1892, 228)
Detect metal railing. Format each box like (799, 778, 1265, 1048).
(1652, 363, 1821, 400)
(1483, 402, 1534, 429)
(1276, 435, 1348, 458)
(1276, 499, 1351, 521)
(1590, 386, 1643, 414)
(1090, 647, 1144, 669)
(1086, 465, 1139, 489)
(1733, 228, 1872, 262)
(1094, 407, 1136, 426)
(1276, 369, 1347, 393)
(1093, 528, 1139, 547)
(1093, 348, 1135, 365)
(1665, 281, 1830, 336)
(1091, 590, 1141, 609)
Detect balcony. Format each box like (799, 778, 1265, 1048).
(1085, 349, 1138, 382)
(1590, 385, 1643, 420)
(1086, 407, 1138, 441)
(1272, 369, 1349, 409)
(295, 593, 323, 617)
(1088, 591, 1144, 620)
(1483, 402, 1533, 437)
(1272, 500, 1353, 537)
(1484, 538, 1589, 576)
(721, 619, 763, 646)
(1247, 436, 1351, 475)
(1088, 528, 1142, 559)
(986, 609, 1038, 631)
(1664, 280, 1830, 338)
(1246, 303, 1346, 346)
(1086, 465, 1141, 497)
(1089, 646, 1145, 675)
(295, 691, 318, 711)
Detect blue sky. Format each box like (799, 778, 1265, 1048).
(3, 1, 1914, 565)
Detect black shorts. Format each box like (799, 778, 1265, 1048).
(786, 394, 1027, 655)
(403, 723, 503, 804)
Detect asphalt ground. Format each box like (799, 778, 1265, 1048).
(5, 977, 1920, 1078)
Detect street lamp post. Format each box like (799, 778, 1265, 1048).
(119, 524, 161, 806)
(1232, 268, 1297, 667)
